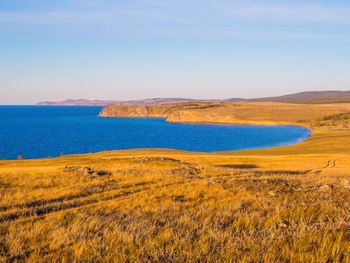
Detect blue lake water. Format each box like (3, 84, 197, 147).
(0, 106, 311, 160)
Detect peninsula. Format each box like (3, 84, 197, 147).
(99, 101, 350, 127)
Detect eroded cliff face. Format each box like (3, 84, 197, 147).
(98, 105, 174, 118)
(98, 103, 222, 119)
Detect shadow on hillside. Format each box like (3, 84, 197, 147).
(216, 164, 259, 169)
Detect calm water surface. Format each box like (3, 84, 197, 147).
(0, 106, 311, 160)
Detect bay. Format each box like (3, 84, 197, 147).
(0, 106, 311, 160)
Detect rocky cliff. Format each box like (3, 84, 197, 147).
(98, 103, 223, 119)
(98, 105, 174, 118)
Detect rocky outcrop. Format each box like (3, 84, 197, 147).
(98, 103, 222, 119)
(63, 166, 111, 176)
(98, 105, 174, 118)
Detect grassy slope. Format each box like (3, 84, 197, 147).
(250, 90, 350, 104)
(101, 101, 350, 126)
(1, 102, 350, 262)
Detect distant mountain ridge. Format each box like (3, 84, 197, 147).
(249, 90, 350, 104)
(37, 98, 211, 106)
(37, 90, 350, 105)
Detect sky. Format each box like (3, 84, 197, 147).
(0, 0, 349, 104)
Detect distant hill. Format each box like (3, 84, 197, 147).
(37, 91, 350, 106)
(250, 90, 350, 104)
(37, 98, 209, 106)
(224, 98, 246, 101)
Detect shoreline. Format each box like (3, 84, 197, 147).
(98, 109, 314, 154)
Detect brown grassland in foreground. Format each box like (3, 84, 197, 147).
(0, 102, 350, 262)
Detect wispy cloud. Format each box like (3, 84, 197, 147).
(1, 0, 350, 25)
(0, 10, 192, 25)
(0, 0, 349, 41)
(218, 4, 350, 24)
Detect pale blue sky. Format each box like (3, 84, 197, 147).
(0, 0, 349, 104)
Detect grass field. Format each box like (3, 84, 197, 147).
(1, 102, 350, 262)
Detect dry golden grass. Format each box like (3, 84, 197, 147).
(1, 102, 350, 262)
(0, 141, 350, 262)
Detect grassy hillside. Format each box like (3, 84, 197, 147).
(100, 101, 350, 126)
(250, 90, 350, 104)
(1, 102, 350, 261)
(0, 134, 349, 262)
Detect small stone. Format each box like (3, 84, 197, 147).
(319, 184, 332, 191)
(340, 179, 350, 189)
(268, 191, 276, 197)
(278, 223, 288, 228)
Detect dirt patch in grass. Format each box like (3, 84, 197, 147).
(63, 166, 111, 177)
(216, 164, 259, 169)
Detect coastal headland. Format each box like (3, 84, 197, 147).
(99, 100, 350, 126)
(1, 101, 349, 261)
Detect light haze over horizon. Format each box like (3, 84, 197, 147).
(0, 0, 349, 105)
